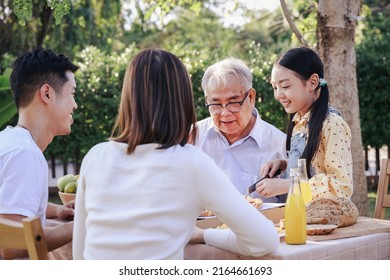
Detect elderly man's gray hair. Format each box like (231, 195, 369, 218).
(201, 57, 253, 96)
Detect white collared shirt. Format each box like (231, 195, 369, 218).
(195, 109, 287, 202)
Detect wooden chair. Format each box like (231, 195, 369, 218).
(374, 158, 390, 219)
(0, 216, 49, 260)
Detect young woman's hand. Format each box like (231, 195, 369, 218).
(189, 226, 205, 244)
(256, 178, 290, 198)
(260, 159, 287, 178)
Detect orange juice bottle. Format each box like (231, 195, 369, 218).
(298, 159, 312, 204)
(285, 168, 307, 245)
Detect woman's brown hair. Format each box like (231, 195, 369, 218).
(111, 49, 197, 154)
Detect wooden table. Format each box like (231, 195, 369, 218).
(186, 217, 390, 260)
(46, 216, 390, 260)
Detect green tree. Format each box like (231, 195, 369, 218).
(357, 11, 390, 172)
(0, 68, 16, 128)
(0, 0, 124, 59)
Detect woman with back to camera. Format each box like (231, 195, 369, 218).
(72, 49, 279, 260)
(256, 46, 353, 200)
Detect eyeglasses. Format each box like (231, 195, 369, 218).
(205, 89, 251, 115)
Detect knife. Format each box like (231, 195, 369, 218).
(247, 169, 281, 195)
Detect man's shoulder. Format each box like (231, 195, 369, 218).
(1, 130, 41, 158)
(195, 117, 214, 140)
(256, 118, 286, 138)
(196, 117, 213, 129)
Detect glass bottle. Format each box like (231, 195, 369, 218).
(284, 168, 307, 245)
(298, 158, 312, 204)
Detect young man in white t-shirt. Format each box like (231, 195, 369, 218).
(0, 47, 78, 259)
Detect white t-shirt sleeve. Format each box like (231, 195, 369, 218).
(0, 149, 47, 220)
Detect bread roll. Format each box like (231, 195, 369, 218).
(306, 197, 359, 227)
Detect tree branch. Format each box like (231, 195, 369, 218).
(279, 0, 308, 46)
(37, 7, 53, 47)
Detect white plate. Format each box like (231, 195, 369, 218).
(197, 215, 217, 220)
(259, 203, 286, 211)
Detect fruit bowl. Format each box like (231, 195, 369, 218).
(58, 191, 76, 204)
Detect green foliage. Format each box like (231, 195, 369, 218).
(1, 0, 123, 62)
(45, 0, 124, 55)
(0, 68, 17, 128)
(0, 53, 16, 73)
(0, 68, 11, 91)
(12, 0, 71, 25)
(12, 0, 32, 25)
(292, 0, 317, 46)
(356, 12, 390, 148)
(47, 0, 71, 25)
(145, 0, 204, 15)
(240, 8, 292, 53)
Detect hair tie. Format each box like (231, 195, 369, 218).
(319, 78, 327, 87)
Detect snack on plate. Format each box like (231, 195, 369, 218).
(198, 195, 264, 217)
(306, 224, 337, 235)
(306, 197, 358, 227)
(199, 209, 215, 217)
(274, 226, 284, 235)
(217, 223, 228, 229)
(243, 195, 264, 209)
(279, 219, 285, 230)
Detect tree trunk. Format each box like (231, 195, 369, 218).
(36, 7, 53, 47)
(317, 0, 369, 216)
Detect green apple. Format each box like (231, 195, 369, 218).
(64, 182, 77, 193)
(57, 174, 76, 192)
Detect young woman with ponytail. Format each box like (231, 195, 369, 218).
(255, 46, 353, 201)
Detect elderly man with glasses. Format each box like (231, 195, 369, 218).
(194, 57, 287, 203)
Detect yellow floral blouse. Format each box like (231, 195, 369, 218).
(292, 111, 353, 199)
